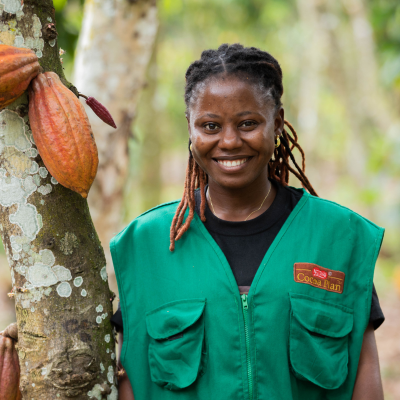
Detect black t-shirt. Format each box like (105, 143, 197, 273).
(111, 180, 384, 331)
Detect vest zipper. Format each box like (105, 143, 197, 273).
(241, 293, 253, 400)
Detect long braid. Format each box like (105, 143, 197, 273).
(198, 167, 207, 222)
(176, 159, 197, 239)
(169, 156, 191, 251)
(169, 152, 205, 251)
(170, 43, 318, 251)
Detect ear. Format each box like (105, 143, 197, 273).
(274, 107, 285, 135)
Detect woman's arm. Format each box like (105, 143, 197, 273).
(352, 322, 384, 400)
(117, 331, 135, 400)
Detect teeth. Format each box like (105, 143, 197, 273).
(217, 158, 248, 167)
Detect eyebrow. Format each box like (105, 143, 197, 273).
(236, 111, 261, 117)
(198, 111, 261, 119)
(198, 113, 220, 119)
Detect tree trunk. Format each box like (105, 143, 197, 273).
(341, 0, 393, 133)
(295, 0, 326, 152)
(73, 0, 158, 289)
(0, 1, 116, 399)
(138, 35, 162, 213)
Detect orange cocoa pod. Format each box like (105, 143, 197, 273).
(0, 45, 41, 109)
(0, 335, 21, 400)
(28, 72, 98, 198)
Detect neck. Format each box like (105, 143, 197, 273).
(207, 172, 277, 222)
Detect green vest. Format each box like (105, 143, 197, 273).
(110, 190, 384, 400)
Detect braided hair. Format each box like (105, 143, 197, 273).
(170, 44, 317, 251)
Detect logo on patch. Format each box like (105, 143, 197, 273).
(312, 267, 327, 279)
(294, 263, 345, 294)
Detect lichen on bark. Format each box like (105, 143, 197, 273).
(0, 1, 117, 399)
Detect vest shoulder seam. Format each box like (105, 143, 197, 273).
(307, 195, 382, 230)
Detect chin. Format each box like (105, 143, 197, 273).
(213, 176, 257, 190)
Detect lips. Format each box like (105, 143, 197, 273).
(217, 157, 249, 168)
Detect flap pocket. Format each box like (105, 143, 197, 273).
(146, 298, 206, 339)
(146, 298, 207, 391)
(289, 293, 353, 390)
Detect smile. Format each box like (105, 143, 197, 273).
(216, 157, 250, 168)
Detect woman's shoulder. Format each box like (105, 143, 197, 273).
(304, 191, 384, 234)
(111, 199, 181, 244)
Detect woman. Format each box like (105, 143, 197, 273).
(112, 44, 385, 400)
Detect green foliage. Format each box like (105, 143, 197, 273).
(369, 0, 400, 89)
(54, 0, 84, 79)
(53, 0, 68, 10)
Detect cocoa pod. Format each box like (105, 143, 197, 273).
(0, 45, 40, 109)
(0, 335, 21, 400)
(84, 96, 117, 129)
(28, 72, 98, 198)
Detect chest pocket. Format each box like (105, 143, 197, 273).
(289, 293, 353, 390)
(145, 298, 207, 391)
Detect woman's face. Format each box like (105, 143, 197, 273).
(187, 74, 284, 191)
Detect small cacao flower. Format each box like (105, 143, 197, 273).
(7, 293, 15, 298)
(80, 94, 117, 129)
(0, 45, 40, 109)
(29, 72, 98, 198)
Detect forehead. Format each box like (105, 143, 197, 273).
(189, 74, 272, 114)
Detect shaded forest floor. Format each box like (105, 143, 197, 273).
(0, 255, 399, 397)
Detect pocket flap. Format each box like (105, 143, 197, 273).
(289, 293, 353, 337)
(146, 298, 206, 339)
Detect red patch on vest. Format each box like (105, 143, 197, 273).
(312, 267, 327, 279)
(294, 263, 345, 294)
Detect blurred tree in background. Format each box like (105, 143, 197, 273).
(1, 0, 400, 397)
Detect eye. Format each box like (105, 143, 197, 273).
(239, 120, 257, 128)
(203, 123, 220, 132)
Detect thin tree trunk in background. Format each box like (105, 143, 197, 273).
(139, 36, 162, 212)
(0, 1, 116, 398)
(326, 0, 394, 185)
(295, 0, 325, 153)
(341, 0, 393, 133)
(293, 0, 329, 193)
(73, 0, 158, 290)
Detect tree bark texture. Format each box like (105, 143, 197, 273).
(0, 1, 117, 399)
(73, 0, 158, 285)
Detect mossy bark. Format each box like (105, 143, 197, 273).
(0, 1, 117, 399)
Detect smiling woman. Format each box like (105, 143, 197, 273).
(111, 44, 385, 400)
(169, 46, 317, 251)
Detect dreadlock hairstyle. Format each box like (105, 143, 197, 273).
(169, 43, 318, 251)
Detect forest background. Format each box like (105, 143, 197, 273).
(1, 0, 399, 398)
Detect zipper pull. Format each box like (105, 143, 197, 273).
(241, 293, 248, 309)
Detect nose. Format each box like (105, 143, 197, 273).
(218, 124, 242, 150)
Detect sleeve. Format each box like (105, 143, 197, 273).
(110, 302, 124, 332)
(369, 284, 385, 330)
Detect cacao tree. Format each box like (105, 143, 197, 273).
(74, 0, 158, 287)
(0, 1, 117, 398)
